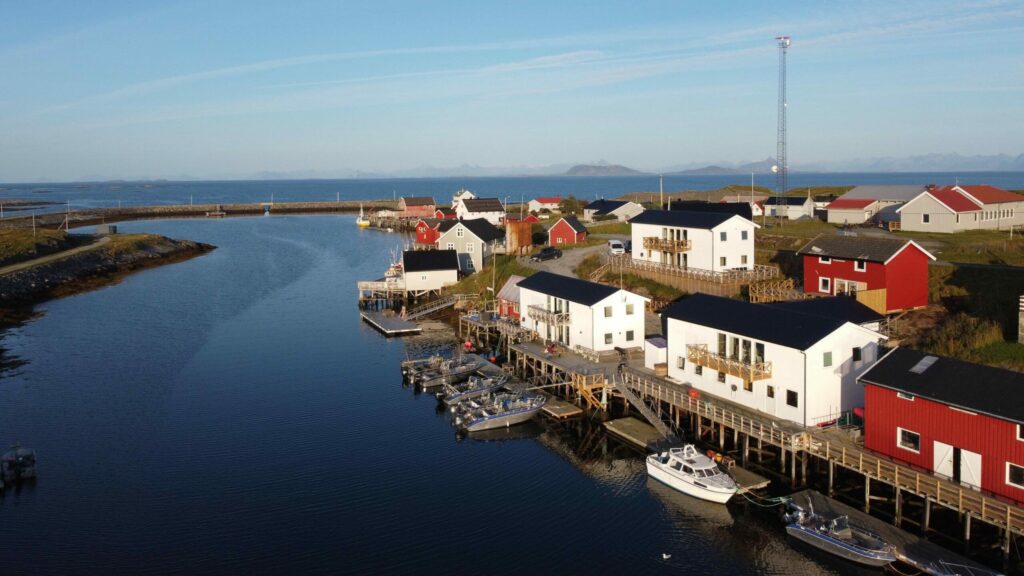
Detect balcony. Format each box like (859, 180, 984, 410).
(527, 305, 570, 325)
(686, 344, 772, 381)
(643, 236, 692, 253)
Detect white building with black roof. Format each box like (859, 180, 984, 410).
(456, 197, 506, 225)
(630, 210, 757, 272)
(517, 271, 648, 352)
(401, 249, 459, 295)
(436, 218, 504, 273)
(662, 294, 885, 427)
(582, 199, 644, 222)
(764, 195, 814, 220)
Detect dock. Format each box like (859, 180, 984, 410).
(360, 311, 421, 336)
(541, 396, 583, 419)
(789, 489, 1001, 576)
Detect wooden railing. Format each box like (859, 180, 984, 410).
(686, 344, 773, 381)
(357, 280, 406, 292)
(643, 236, 692, 253)
(748, 278, 815, 303)
(611, 255, 778, 285)
(527, 305, 570, 325)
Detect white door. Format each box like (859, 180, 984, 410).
(934, 441, 954, 479)
(960, 449, 982, 489)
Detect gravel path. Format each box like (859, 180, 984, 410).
(521, 243, 608, 277)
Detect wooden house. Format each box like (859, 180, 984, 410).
(547, 215, 587, 246)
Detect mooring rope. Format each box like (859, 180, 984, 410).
(737, 490, 790, 508)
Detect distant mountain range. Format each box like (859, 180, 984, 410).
(565, 163, 646, 176)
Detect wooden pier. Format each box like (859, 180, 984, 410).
(360, 311, 421, 336)
(541, 396, 583, 419)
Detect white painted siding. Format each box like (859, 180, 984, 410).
(403, 269, 458, 293)
(518, 286, 647, 352)
(630, 216, 755, 272)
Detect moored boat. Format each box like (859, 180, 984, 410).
(646, 445, 737, 504)
(441, 374, 508, 406)
(356, 203, 370, 227)
(453, 392, 546, 432)
(401, 355, 443, 382)
(1, 444, 37, 484)
(417, 356, 482, 388)
(783, 500, 896, 567)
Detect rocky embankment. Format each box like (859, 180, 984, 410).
(0, 234, 214, 306)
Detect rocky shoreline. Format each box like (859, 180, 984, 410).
(0, 234, 215, 307)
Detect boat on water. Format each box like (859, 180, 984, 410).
(417, 357, 482, 388)
(1, 444, 37, 486)
(401, 355, 444, 381)
(453, 392, 546, 432)
(356, 203, 370, 227)
(441, 374, 508, 406)
(783, 500, 897, 567)
(646, 445, 738, 504)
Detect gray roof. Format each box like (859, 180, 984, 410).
(438, 218, 504, 242)
(496, 274, 525, 302)
(764, 196, 810, 206)
(841, 185, 925, 202)
(631, 210, 735, 229)
(518, 271, 620, 306)
(584, 199, 627, 215)
(461, 198, 505, 212)
(797, 235, 924, 263)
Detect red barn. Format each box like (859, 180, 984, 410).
(797, 236, 934, 314)
(862, 348, 1024, 503)
(398, 197, 436, 219)
(414, 218, 442, 246)
(547, 215, 587, 246)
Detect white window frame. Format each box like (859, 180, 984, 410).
(604, 306, 612, 318)
(741, 230, 748, 241)
(1007, 462, 1024, 490)
(456, 227, 464, 238)
(949, 406, 977, 416)
(897, 392, 915, 401)
(1016, 424, 1024, 442)
(626, 330, 634, 342)
(625, 303, 634, 315)
(720, 256, 727, 267)
(466, 243, 474, 253)
(922, 214, 930, 224)
(720, 231, 727, 241)
(604, 333, 613, 345)
(741, 255, 748, 265)
(854, 260, 867, 272)
(819, 277, 831, 293)
(819, 256, 831, 264)
(446, 242, 455, 250)
(897, 427, 921, 454)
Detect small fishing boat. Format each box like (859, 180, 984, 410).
(784, 500, 896, 567)
(400, 355, 444, 381)
(1, 444, 37, 484)
(646, 445, 738, 504)
(356, 203, 370, 227)
(453, 392, 546, 432)
(417, 356, 482, 388)
(441, 374, 508, 406)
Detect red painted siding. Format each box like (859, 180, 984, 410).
(499, 299, 520, 319)
(415, 222, 440, 245)
(547, 220, 586, 246)
(864, 384, 1024, 503)
(401, 205, 436, 219)
(802, 255, 886, 294)
(801, 244, 929, 313)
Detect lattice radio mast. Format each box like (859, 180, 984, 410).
(775, 36, 791, 197)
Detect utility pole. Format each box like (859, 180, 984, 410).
(775, 35, 791, 220)
(659, 174, 664, 209)
(32, 211, 36, 239)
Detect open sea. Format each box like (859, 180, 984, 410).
(0, 214, 890, 575)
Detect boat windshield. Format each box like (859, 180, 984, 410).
(832, 516, 850, 531)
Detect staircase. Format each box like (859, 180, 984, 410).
(589, 262, 612, 282)
(404, 293, 477, 320)
(610, 373, 679, 443)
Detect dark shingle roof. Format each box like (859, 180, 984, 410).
(765, 297, 883, 326)
(667, 201, 753, 220)
(661, 293, 849, 350)
(557, 215, 587, 233)
(860, 347, 1024, 424)
(402, 196, 435, 206)
(630, 210, 735, 229)
(403, 249, 459, 272)
(764, 196, 810, 206)
(584, 199, 627, 215)
(438, 218, 504, 242)
(517, 271, 619, 306)
(797, 235, 927, 263)
(461, 198, 504, 212)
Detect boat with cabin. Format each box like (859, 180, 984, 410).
(646, 445, 738, 504)
(417, 356, 482, 389)
(783, 499, 897, 567)
(1, 444, 37, 485)
(453, 392, 546, 432)
(441, 374, 508, 406)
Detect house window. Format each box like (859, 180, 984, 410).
(897, 428, 921, 453)
(717, 371, 726, 383)
(626, 304, 634, 315)
(695, 365, 702, 376)
(720, 231, 727, 241)
(604, 333, 613, 345)
(854, 260, 867, 272)
(767, 385, 775, 398)
(741, 230, 748, 240)
(819, 257, 831, 264)
(852, 347, 862, 362)
(446, 242, 455, 250)
(677, 356, 685, 369)
(956, 214, 960, 224)
(819, 277, 831, 293)
(604, 306, 612, 318)
(823, 351, 833, 367)
(897, 392, 915, 401)
(741, 255, 748, 265)
(457, 227, 464, 237)
(421, 275, 427, 280)
(922, 214, 930, 224)
(720, 256, 727, 267)
(466, 243, 473, 253)
(1008, 463, 1024, 489)
(626, 330, 634, 342)
(557, 237, 564, 244)
(743, 380, 753, 392)
(786, 390, 799, 408)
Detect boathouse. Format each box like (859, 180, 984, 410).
(398, 197, 436, 219)
(436, 218, 504, 274)
(547, 215, 587, 246)
(630, 210, 757, 273)
(798, 235, 934, 314)
(582, 199, 644, 222)
(517, 271, 648, 353)
(861, 347, 1024, 502)
(402, 249, 459, 295)
(662, 294, 885, 427)
(456, 198, 505, 225)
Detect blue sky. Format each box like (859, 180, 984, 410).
(1, 0, 1022, 181)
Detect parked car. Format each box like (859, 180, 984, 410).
(607, 240, 625, 255)
(530, 247, 562, 262)
(624, 240, 632, 253)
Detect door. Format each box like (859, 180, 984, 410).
(960, 449, 982, 489)
(934, 441, 954, 479)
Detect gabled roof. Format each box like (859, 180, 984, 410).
(402, 196, 435, 206)
(497, 274, 526, 302)
(842, 185, 925, 201)
(826, 198, 878, 210)
(415, 218, 442, 228)
(797, 235, 935, 264)
(669, 201, 752, 220)
(584, 199, 627, 215)
(764, 196, 810, 206)
(928, 187, 982, 213)
(435, 207, 456, 216)
(438, 218, 504, 242)
(951, 185, 1022, 206)
(860, 347, 1024, 425)
(403, 249, 459, 272)
(533, 197, 561, 204)
(765, 297, 883, 326)
(552, 215, 586, 234)
(661, 293, 853, 350)
(461, 198, 504, 212)
(518, 271, 622, 306)
(630, 209, 747, 230)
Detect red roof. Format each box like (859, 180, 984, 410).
(929, 187, 981, 213)
(534, 197, 561, 204)
(957, 185, 1023, 205)
(826, 198, 876, 210)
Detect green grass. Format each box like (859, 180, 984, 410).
(968, 341, 1024, 370)
(757, 219, 837, 239)
(782, 185, 854, 197)
(574, 254, 603, 279)
(0, 228, 70, 267)
(894, 229, 1024, 266)
(446, 255, 535, 299)
(585, 221, 630, 236)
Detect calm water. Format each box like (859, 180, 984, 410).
(0, 215, 872, 575)
(1, 172, 1023, 214)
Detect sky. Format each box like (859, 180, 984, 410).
(1, 0, 1022, 182)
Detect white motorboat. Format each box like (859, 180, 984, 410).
(646, 445, 738, 504)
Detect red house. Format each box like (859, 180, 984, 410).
(414, 218, 442, 246)
(398, 197, 436, 219)
(862, 347, 1024, 503)
(434, 208, 457, 220)
(506, 213, 539, 224)
(797, 236, 935, 314)
(547, 215, 587, 246)
(496, 274, 526, 319)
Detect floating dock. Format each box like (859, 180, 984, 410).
(360, 311, 421, 336)
(541, 396, 583, 419)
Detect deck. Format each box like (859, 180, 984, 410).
(541, 396, 584, 419)
(359, 311, 421, 336)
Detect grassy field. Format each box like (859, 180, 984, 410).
(446, 255, 535, 300)
(0, 228, 70, 266)
(585, 221, 630, 236)
(894, 229, 1024, 266)
(757, 219, 837, 239)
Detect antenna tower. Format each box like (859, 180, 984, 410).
(775, 36, 791, 197)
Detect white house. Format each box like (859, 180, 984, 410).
(662, 294, 885, 427)
(630, 210, 757, 272)
(764, 196, 814, 220)
(451, 188, 477, 211)
(528, 197, 562, 213)
(582, 199, 644, 222)
(401, 250, 460, 295)
(896, 185, 1024, 233)
(456, 197, 505, 225)
(517, 271, 648, 353)
(436, 218, 504, 273)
